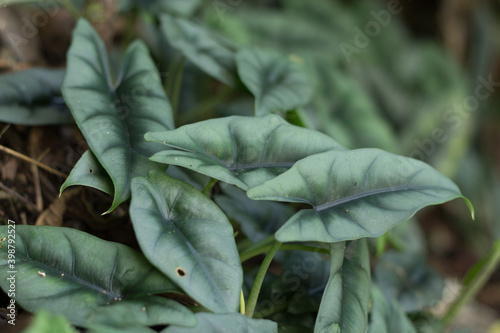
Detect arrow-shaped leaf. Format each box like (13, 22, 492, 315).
(235, 48, 314, 116)
(0, 68, 72, 125)
(129, 170, 243, 313)
(0, 226, 195, 328)
(145, 115, 344, 190)
(62, 19, 174, 213)
(163, 312, 278, 333)
(314, 240, 370, 333)
(159, 14, 237, 86)
(247, 149, 474, 243)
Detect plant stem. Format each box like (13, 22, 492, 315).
(386, 232, 405, 252)
(442, 238, 500, 327)
(239, 235, 275, 256)
(164, 53, 185, 124)
(245, 241, 282, 318)
(240, 243, 329, 263)
(202, 178, 218, 197)
(240, 290, 246, 315)
(171, 57, 185, 122)
(376, 234, 387, 258)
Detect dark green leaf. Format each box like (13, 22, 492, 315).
(247, 149, 474, 243)
(60, 150, 113, 196)
(235, 48, 313, 116)
(314, 240, 370, 333)
(130, 170, 242, 313)
(163, 312, 278, 333)
(374, 251, 445, 312)
(368, 285, 417, 333)
(146, 115, 344, 190)
(0, 226, 194, 327)
(62, 19, 174, 213)
(0, 69, 72, 125)
(159, 14, 237, 86)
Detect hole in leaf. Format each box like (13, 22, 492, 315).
(175, 267, 187, 277)
(89, 168, 93, 173)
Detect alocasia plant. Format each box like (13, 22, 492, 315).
(1, 2, 491, 332)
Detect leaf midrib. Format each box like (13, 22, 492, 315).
(140, 180, 231, 311)
(315, 185, 455, 211)
(9, 238, 123, 300)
